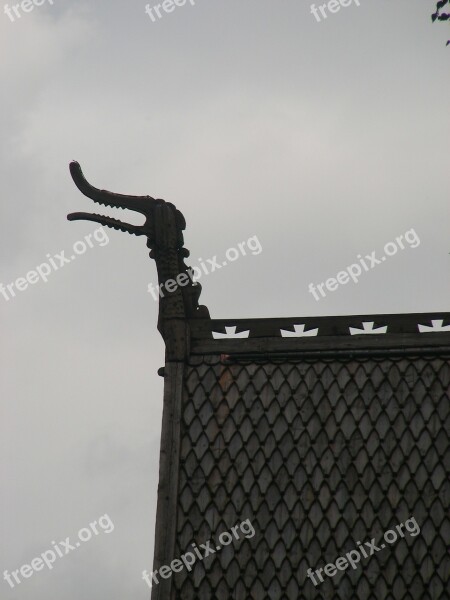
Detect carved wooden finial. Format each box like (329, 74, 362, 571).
(68, 161, 210, 360)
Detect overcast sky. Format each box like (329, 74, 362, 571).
(1, 1, 449, 598)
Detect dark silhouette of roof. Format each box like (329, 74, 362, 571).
(68, 165, 450, 599)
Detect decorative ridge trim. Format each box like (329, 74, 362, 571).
(190, 312, 450, 341)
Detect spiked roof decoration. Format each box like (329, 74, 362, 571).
(68, 161, 209, 360)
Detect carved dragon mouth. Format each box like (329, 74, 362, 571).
(67, 160, 188, 255)
(67, 161, 162, 237)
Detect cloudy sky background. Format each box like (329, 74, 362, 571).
(1, 1, 449, 598)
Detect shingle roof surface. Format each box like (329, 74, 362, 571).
(172, 354, 450, 599)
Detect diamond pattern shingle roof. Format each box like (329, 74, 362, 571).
(151, 313, 450, 600)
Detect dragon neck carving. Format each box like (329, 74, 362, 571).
(67, 161, 210, 360)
